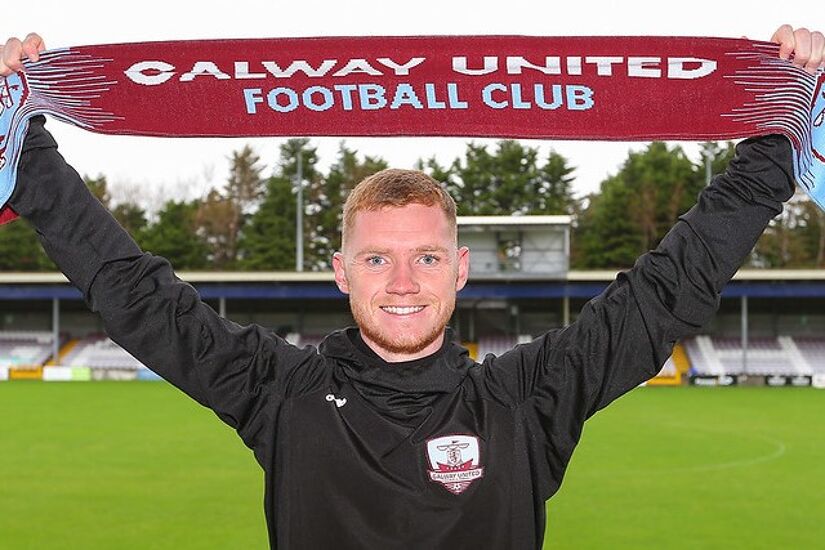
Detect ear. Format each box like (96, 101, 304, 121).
(455, 246, 470, 291)
(332, 252, 350, 294)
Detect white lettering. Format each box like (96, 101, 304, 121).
(125, 60, 176, 86)
(376, 57, 426, 76)
(452, 56, 498, 75)
(585, 56, 624, 76)
(505, 56, 561, 75)
(668, 57, 717, 79)
(566, 56, 582, 76)
(628, 57, 662, 78)
(262, 59, 337, 78)
(333, 58, 383, 77)
(234, 61, 267, 80)
(179, 61, 231, 82)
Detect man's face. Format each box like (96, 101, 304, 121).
(333, 203, 469, 362)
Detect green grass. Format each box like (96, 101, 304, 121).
(0, 382, 266, 549)
(545, 387, 825, 549)
(1, 384, 823, 549)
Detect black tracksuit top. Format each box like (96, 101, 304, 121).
(11, 116, 795, 549)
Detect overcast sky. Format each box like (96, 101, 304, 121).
(5, 0, 822, 209)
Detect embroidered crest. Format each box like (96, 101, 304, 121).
(426, 434, 484, 495)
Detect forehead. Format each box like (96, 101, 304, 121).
(346, 203, 454, 250)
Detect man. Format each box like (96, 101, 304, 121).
(1, 26, 823, 549)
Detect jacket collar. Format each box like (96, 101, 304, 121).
(319, 326, 471, 394)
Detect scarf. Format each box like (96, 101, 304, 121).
(1, 35, 823, 224)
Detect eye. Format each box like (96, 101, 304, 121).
(366, 256, 386, 266)
(419, 254, 439, 265)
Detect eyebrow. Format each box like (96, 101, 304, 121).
(354, 245, 450, 257)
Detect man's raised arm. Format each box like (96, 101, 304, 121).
(1, 34, 326, 462)
(477, 25, 822, 499)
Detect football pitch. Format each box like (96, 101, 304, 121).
(1, 383, 823, 549)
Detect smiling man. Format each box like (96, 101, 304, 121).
(333, 169, 469, 361)
(1, 25, 824, 550)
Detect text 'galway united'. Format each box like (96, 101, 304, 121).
(124, 55, 717, 114)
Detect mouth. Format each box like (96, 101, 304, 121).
(380, 305, 426, 315)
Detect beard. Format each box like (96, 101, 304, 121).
(350, 294, 455, 357)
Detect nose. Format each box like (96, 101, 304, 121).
(386, 261, 420, 295)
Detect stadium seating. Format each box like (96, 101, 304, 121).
(684, 335, 820, 377)
(4, 328, 824, 383)
(61, 336, 147, 370)
(0, 331, 55, 368)
(477, 335, 517, 359)
(794, 338, 825, 374)
(657, 356, 678, 377)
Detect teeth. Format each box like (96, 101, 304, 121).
(381, 306, 424, 315)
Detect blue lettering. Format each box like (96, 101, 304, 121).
(510, 84, 531, 109)
(390, 83, 424, 109)
(243, 88, 264, 114)
(447, 83, 468, 109)
(425, 83, 446, 109)
(567, 85, 594, 110)
(303, 86, 334, 112)
(333, 84, 357, 111)
(534, 84, 563, 110)
(267, 87, 299, 113)
(482, 83, 508, 109)
(359, 84, 387, 110)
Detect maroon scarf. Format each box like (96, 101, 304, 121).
(1, 36, 823, 224)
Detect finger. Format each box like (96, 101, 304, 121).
(808, 31, 825, 72)
(21, 32, 45, 63)
(771, 24, 795, 59)
(1, 37, 24, 74)
(792, 27, 812, 69)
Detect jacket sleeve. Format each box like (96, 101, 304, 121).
(8, 116, 326, 460)
(480, 134, 796, 499)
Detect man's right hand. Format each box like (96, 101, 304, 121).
(1, 33, 46, 76)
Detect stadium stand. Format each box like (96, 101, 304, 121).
(0, 331, 55, 368)
(794, 338, 825, 374)
(62, 336, 146, 370)
(683, 335, 819, 377)
(476, 335, 536, 359)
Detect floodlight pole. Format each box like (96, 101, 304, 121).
(741, 295, 749, 373)
(52, 298, 60, 364)
(295, 151, 304, 272)
(705, 151, 712, 186)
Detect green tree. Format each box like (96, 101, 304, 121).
(430, 140, 577, 216)
(111, 202, 148, 246)
(798, 199, 825, 267)
(0, 218, 54, 271)
(752, 194, 825, 268)
(538, 150, 577, 215)
(573, 178, 642, 268)
(237, 139, 320, 270)
(142, 200, 209, 270)
(196, 188, 237, 269)
(237, 176, 297, 270)
(573, 142, 706, 268)
(84, 174, 111, 209)
(306, 143, 387, 269)
(197, 145, 266, 269)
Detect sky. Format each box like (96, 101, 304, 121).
(5, 0, 822, 210)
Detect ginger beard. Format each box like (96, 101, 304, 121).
(348, 284, 456, 357)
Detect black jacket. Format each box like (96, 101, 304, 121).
(10, 115, 795, 549)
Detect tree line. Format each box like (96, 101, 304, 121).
(1, 139, 822, 271)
